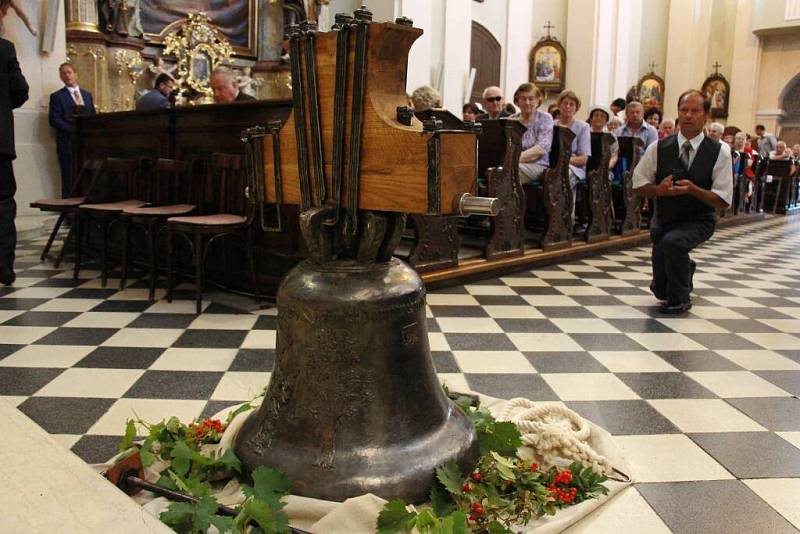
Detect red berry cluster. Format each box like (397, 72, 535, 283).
(468, 502, 484, 521)
(192, 418, 225, 438)
(548, 469, 577, 504)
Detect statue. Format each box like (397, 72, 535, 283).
(98, 0, 141, 37)
(236, 66, 262, 98)
(0, 0, 38, 36)
(233, 11, 498, 503)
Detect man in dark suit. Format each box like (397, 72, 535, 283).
(49, 63, 96, 198)
(0, 37, 29, 285)
(209, 66, 255, 104)
(136, 73, 175, 111)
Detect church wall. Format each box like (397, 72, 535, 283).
(751, 0, 800, 33)
(755, 32, 800, 134)
(612, 0, 642, 102)
(664, 0, 714, 117)
(503, 0, 534, 102)
(706, 0, 737, 92)
(727, 0, 761, 131)
(565, 0, 599, 109)
(9, 2, 68, 233)
(636, 0, 669, 82)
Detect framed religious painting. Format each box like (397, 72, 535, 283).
(702, 73, 730, 119)
(140, 0, 258, 58)
(636, 72, 665, 111)
(529, 37, 566, 92)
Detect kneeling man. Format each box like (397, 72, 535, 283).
(633, 90, 733, 314)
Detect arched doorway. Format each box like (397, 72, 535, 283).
(469, 21, 501, 104)
(778, 72, 800, 145)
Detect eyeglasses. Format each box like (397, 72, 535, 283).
(485, 96, 503, 103)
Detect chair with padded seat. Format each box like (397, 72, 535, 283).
(165, 153, 259, 314)
(30, 159, 104, 268)
(119, 158, 202, 301)
(73, 158, 149, 285)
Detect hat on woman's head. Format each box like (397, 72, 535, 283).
(587, 104, 611, 122)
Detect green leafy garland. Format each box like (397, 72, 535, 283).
(376, 394, 610, 533)
(114, 393, 609, 534)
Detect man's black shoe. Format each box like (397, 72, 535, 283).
(0, 266, 15, 286)
(659, 301, 692, 315)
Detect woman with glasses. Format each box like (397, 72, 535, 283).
(511, 83, 553, 185)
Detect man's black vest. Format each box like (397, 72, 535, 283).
(655, 134, 720, 225)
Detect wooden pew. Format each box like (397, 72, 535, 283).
(614, 136, 644, 236)
(585, 132, 614, 242)
(761, 158, 796, 214)
(541, 125, 576, 250)
(732, 150, 750, 215)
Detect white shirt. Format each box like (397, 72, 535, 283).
(632, 132, 733, 206)
(67, 86, 83, 103)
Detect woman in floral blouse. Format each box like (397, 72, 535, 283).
(512, 82, 553, 185)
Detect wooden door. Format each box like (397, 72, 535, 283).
(470, 21, 501, 104)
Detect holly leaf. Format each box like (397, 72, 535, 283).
(430, 482, 456, 517)
(478, 421, 522, 457)
(159, 495, 223, 534)
(376, 499, 417, 534)
(435, 461, 465, 496)
(439, 511, 468, 534)
(119, 419, 137, 452)
(241, 466, 291, 510)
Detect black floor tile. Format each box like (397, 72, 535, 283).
(443, 332, 517, 351)
(755, 370, 800, 397)
(71, 435, 126, 464)
(127, 313, 195, 329)
(75, 347, 165, 369)
(430, 351, 459, 373)
(512, 287, 562, 296)
(0, 367, 64, 395)
(617, 372, 717, 399)
(426, 318, 440, 333)
(0, 298, 48, 310)
(689, 432, 800, 478)
(465, 373, 558, 401)
(60, 288, 119, 299)
(473, 295, 528, 306)
(31, 278, 86, 288)
(605, 318, 676, 333)
(654, 351, 744, 372)
(172, 330, 248, 349)
(706, 319, 781, 333)
(569, 296, 625, 307)
(683, 333, 764, 350)
(725, 397, 800, 432)
(638, 481, 797, 534)
(200, 400, 245, 421)
(733, 307, 800, 320)
(566, 400, 680, 435)
(428, 305, 488, 318)
(252, 316, 277, 330)
(570, 333, 647, 351)
(524, 351, 608, 373)
(1, 311, 80, 327)
(18, 396, 115, 434)
(0, 344, 24, 360)
(91, 300, 153, 313)
(123, 370, 224, 399)
(494, 319, 562, 333)
(533, 306, 597, 318)
(229, 349, 274, 372)
(33, 327, 117, 346)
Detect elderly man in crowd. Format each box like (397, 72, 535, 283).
(614, 101, 659, 148)
(754, 124, 778, 156)
(210, 66, 255, 104)
(707, 122, 725, 143)
(659, 118, 675, 139)
(478, 86, 511, 120)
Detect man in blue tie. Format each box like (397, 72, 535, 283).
(49, 63, 96, 198)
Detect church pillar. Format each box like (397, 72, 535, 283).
(397, 0, 434, 95)
(65, 0, 100, 33)
(440, 0, 471, 110)
(664, 0, 714, 115)
(565, 0, 605, 106)
(612, 0, 642, 100)
(727, 0, 761, 130)
(503, 0, 534, 98)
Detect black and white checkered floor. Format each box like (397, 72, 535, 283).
(2, 216, 800, 533)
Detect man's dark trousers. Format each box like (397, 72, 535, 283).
(57, 149, 72, 198)
(0, 157, 16, 273)
(650, 216, 715, 306)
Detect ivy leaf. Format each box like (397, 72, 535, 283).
(430, 482, 456, 517)
(439, 511, 468, 534)
(487, 520, 514, 534)
(119, 419, 137, 452)
(234, 498, 289, 534)
(478, 421, 522, 457)
(376, 499, 417, 534)
(159, 495, 223, 534)
(435, 461, 465, 496)
(241, 466, 292, 510)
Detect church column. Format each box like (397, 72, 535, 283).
(65, 0, 100, 33)
(727, 0, 761, 129)
(503, 0, 534, 97)
(612, 0, 643, 100)
(565, 0, 599, 105)
(397, 0, 435, 95)
(663, 0, 714, 114)
(440, 0, 471, 110)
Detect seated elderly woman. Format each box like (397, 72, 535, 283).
(410, 85, 441, 112)
(707, 122, 725, 142)
(659, 118, 675, 139)
(556, 90, 591, 190)
(510, 82, 553, 185)
(586, 104, 619, 173)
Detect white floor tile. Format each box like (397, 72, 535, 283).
(559, 264, 603, 273)
(63, 312, 140, 329)
(464, 285, 518, 296)
(531, 270, 578, 279)
(508, 333, 584, 352)
(590, 351, 678, 373)
(144, 299, 209, 314)
(743, 479, 800, 529)
(87, 398, 206, 435)
(0, 395, 28, 407)
(702, 296, 765, 308)
(757, 319, 800, 333)
(107, 288, 167, 301)
(0, 326, 55, 344)
(585, 306, 649, 319)
(583, 278, 634, 288)
(4, 287, 72, 299)
(737, 333, 800, 350)
(541, 373, 639, 400)
(426, 294, 480, 306)
(34, 368, 144, 398)
(554, 286, 609, 296)
(550, 318, 620, 333)
(428, 332, 450, 351)
(564, 487, 671, 534)
(31, 299, 104, 312)
(50, 434, 82, 449)
(210, 372, 270, 401)
(0, 345, 94, 368)
(608, 271, 651, 281)
(648, 399, 766, 433)
(481, 306, 545, 319)
(614, 434, 734, 482)
(0, 310, 24, 323)
(687, 306, 748, 320)
(452, 351, 536, 374)
(777, 432, 800, 451)
(626, 333, 706, 351)
(149, 348, 238, 372)
(521, 295, 580, 307)
(686, 371, 792, 398)
(655, 318, 730, 334)
(101, 328, 183, 348)
(613, 295, 659, 307)
(437, 373, 470, 393)
(716, 350, 800, 371)
(241, 330, 276, 349)
(188, 314, 258, 331)
(499, 277, 549, 287)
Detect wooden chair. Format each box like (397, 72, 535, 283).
(165, 153, 259, 314)
(119, 158, 201, 301)
(73, 158, 148, 285)
(29, 159, 104, 267)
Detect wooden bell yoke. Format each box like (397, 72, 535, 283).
(245, 8, 497, 231)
